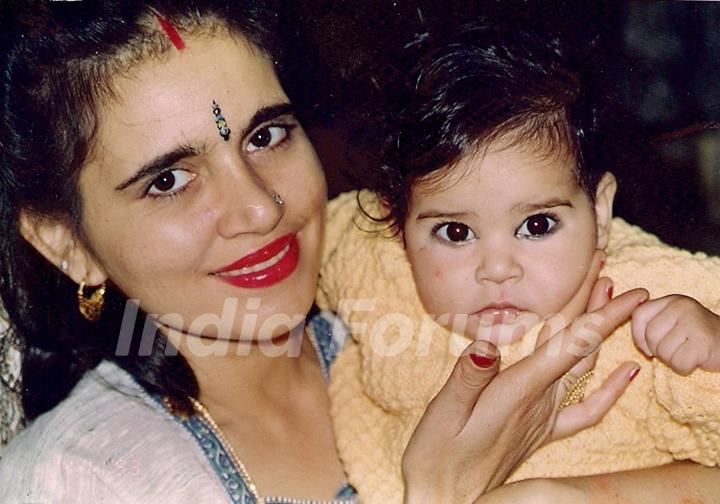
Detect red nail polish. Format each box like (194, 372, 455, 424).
(599, 259, 605, 269)
(629, 367, 640, 381)
(470, 353, 496, 368)
(606, 285, 614, 299)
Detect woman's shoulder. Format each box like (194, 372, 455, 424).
(0, 361, 222, 503)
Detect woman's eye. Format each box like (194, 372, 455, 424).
(434, 222, 476, 243)
(246, 125, 289, 152)
(516, 214, 558, 238)
(147, 169, 194, 197)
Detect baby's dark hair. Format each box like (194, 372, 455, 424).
(370, 20, 610, 229)
(0, 0, 281, 419)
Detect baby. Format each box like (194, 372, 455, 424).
(317, 21, 720, 503)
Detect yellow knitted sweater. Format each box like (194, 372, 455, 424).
(317, 191, 720, 504)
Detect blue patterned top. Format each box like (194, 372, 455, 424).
(172, 311, 356, 504)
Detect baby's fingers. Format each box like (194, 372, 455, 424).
(654, 326, 688, 363)
(552, 361, 640, 440)
(668, 339, 708, 376)
(631, 296, 674, 356)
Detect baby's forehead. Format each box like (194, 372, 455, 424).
(416, 136, 581, 196)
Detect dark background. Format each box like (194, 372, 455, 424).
(280, 0, 720, 255)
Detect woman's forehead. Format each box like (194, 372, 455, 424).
(105, 34, 280, 122)
(88, 34, 285, 175)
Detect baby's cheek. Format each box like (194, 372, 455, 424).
(412, 268, 446, 313)
(536, 259, 588, 316)
(408, 247, 443, 280)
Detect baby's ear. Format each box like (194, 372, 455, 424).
(377, 196, 391, 215)
(19, 210, 107, 287)
(594, 172, 617, 249)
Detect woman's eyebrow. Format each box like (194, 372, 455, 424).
(115, 145, 203, 191)
(114, 103, 295, 192)
(240, 102, 294, 139)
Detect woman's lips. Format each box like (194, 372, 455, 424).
(213, 234, 299, 288)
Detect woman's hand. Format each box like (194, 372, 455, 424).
(402, 252, 649, 503)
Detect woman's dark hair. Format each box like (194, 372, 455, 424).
(0, 0, 281, 419)
(367, 19, 612, 229)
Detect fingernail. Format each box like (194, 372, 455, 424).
(606, 284, 614, 299)
(629, 367, 640, 381)
(599, 259, 605, 269)
(470, 353, 497, 368)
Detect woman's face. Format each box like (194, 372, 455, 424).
(77, 33, 326, 342)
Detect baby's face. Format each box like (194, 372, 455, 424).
(402, 137, 614, 344)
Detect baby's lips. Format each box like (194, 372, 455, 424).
(475, 306, 523, 326)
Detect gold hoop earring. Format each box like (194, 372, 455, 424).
(77, 281, 106, 322)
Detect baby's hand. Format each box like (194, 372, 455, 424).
(631, 295, 720, 375)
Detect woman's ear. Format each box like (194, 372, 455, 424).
(594, 172, 617, 250)
(19, 210, 107, 286)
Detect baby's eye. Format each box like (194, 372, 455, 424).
(516, 214, 558, 239)
(246, 125, 289, 152)
(147, 169, 195, 197)
(433, 222, 476, 243)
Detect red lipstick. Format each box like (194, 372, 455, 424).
(214, 234, 299, 288)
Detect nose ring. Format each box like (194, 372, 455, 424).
(271, 191, 284, 207)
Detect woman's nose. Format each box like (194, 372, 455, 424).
(215, 166, 283, 239)
(474, 242, 522, 285)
